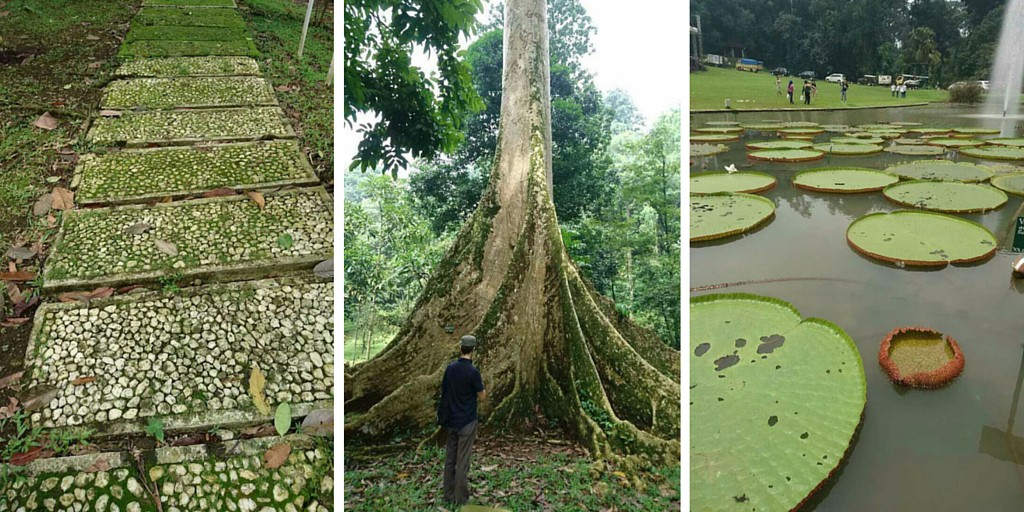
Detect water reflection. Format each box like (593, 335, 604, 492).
(978, 346, 1024, 465)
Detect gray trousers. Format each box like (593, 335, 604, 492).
(443, 420, 478, 505)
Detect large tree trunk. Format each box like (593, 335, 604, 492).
(344, 0, 680, 464)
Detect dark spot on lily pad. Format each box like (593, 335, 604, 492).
(800, 432, 809, 439)
(735, 338, 746, 348)
(768, 415, 778, 427)
(734, 495, 748, 503)
(695, 343, 711, 357)
(757, 334, 785, 354)
(714, 354, 740, 371)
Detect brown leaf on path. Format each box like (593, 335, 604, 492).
(6, 246, 36, 261)
(249, 366, 271, 415)
(116, 284, 142, 294)
(263, 443, 291, 469)
(20, 386, 59, 412)
(13, 296, 39, 316)
(71, 376, 96, 386)
(202, 187, 238, 198)
(300, 408, 332, 437)
(125, 222, 152, 235)
(86, 287, 114, 299)
(7, 261, 14, 273)
(46, 214, 57, 228)
(0, 397, 18, 420)
(51, 187, 74, 210)
(88, 61, 102, 69)
(0, 371, 24, 390)
(85, 456, 110, 473)
(0, 11, 10, 17)
(6, 282, 23, 303)
(154, 239, 178, 256)
(9, 446, 48, 466)
(0, 317, 30, 327)
(33, 112, 58, 131)
(86, 35, 100, 41)
(32, 194, 52, 216)
(0, 271, 35, 282)
(245, 191, 265, 210)
(99, 110, 122, 117)
(58, 292, 90, 303)
(241, 423, 277, 438)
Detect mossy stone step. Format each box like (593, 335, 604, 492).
(119, 39, 259, 58)
(0, 436, 332, 511)
(102, 77, 276, 109)
(143, 0, 237, 7)
(115, 56, 260, 77)
(125, 24, 251, 43)
(134, 7, 246, 29)
(25, 278, 333, 434)
(44, 188, 332, 291)
(75, 140, 318, 206)
(87, 107, 294, 147)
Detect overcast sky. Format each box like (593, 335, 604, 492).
(341, 0, 682, 168)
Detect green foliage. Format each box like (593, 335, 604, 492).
(0, 410, 44, 461)
(950, 82, 985, 104)
(145, 417, 166, 444)
(276, 233, 294, 249)
(275, 402, 291, 437)
(158, 273, 183, 294)
(344, 0, 485, 175)
(44, 427, 94, 456)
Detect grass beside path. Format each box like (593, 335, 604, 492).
(345, 436, 680, 511)
(691, 67, 948, 111)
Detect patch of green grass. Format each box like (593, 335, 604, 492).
(241, 0, 333, 182)
(690, 67, 948, 110)
(343, 326, 394, 364)
(44, 427, 95, 456)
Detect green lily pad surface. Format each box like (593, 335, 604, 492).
(812, 143, 883, 155)
(781, 121, 820, 128)
(885, 161, 994, 182)
(990, 174, 1024, 196)
(778, 128, 825, 136)
(986, 138, 1024, 147)
(883, 144, 944, 156)
(953, 127, 1001, 135)
(882, 181, 1007, 213)
(959, 146, 1024, 161)
(847, 211, 997, 266)
(891, 122, 923, 127)
(695, 127, 744, 134)
(793, 167, 899, 193)
(747, 149, 825, 163)
(858, 123, 897, 130)
(690, 172, 777, 194)
(908, 128, 952, 135)
(742, 123, 785, 131)
(865, 130, 905, 139)
(691, 133, 741, 143)
(820, 124, 852, 132)
(832, 137, 884, 145)
(892, 138, 927, 145)
(924, 138, 985, 148)
(705, 121, 741, 126)
(691, 144, 730, 158)
(690, 294, 866, 512)
(745, 140, 813, 150)
(691, 193, 775, 242)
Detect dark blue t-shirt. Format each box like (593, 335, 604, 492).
(441, 358, 484, 429)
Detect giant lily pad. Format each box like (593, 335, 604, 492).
(792, 167, 899, 193)
(690, 172, 777, 194)
(882, 181, 1007, 213)
(865, 130, 905, 139)
(691, 193, 775, 242)
(690, 294, 866, 512)
(990, 174, 1024, 196)
(695, 126, 744, 134)
(832, 137, 884, 145)
(812, 143, 883, 155)
(883, 144, 944, 156)
(778, 128, 825, 137)
(986, 138, 1024, 147)
(924, 138, 985, 148)
(691, 133, 741, 143)
(691, 144, 730, 158)
(953, 127, 1001, 135)
(878, 326, 964, 388)
(846, 210, 997, 266)
(745, 140, 813, 150)
(705, 121, 741, 126)
(892, 138, 927, 146)
(742, 123, 786, 131)
(908, 128, 952, 135)
(858, 123, 898, 130)
(747, 149, 825, 163)
(959, 146, 1024, 161)
(820, 124, 853, 133)
(891, 121, 924, 127)
(781, 121, 820, 128)
(885, 161, 994, 182)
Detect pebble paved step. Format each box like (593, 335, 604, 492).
(75, 140, 318, 206)
(119, 39, 259, 58)
(44, 187, 332, 291)
(25, 277, 333, 433)
(114, 57, 260, 77)
(0, 435, 332, 512)
(125, 25, 252, 43)
(87, 107, 294, 147)
(102, 77, 276, 109)
(143, 0, 238, 7)
(134, 7, 247, 29)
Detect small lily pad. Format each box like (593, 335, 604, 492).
(690, 193, 775, 242)
(959, 145, 1024, 161)
(812, 143, 883, 155)
(885, 161, 994, 182)
(882, 181, 1007, 213)
(878, 326, 964, 388)
(846, 210, 997, 267)
(820, 124, 853, 132)
(792, 167, 898, 193)
(744, 140, 812, 150)
(690, 172, 777, 194)
(780, 121, 820, 128)
(747, 149, 825, 163)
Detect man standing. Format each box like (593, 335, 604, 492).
(440, 335, 486, 506)
(776, 75, 782, 96)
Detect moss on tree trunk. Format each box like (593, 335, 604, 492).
(344, 0, 680, 465)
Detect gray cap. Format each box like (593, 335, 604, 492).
(460, 335, 477, 348)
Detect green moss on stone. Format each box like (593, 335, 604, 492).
(125, 24, 250, 42)
(101, 77, 275, 109)
(118, 39, 259, 58)
(134, 7, 246, 29)
(115, 56, 260, 77)
(86, 107, 292, 146)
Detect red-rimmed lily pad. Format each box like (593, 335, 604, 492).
(691, 133, 741, 143)
(925, 138, 985, 148)
(745, 140, 813, 150)
(691, 144, 730, 158)
(695, 126, 744, 134)
(690, 172, 777, 194)
(990, 174, 1024, 196)
(812, 143, 883, 155)
(748, 148, 825, 163)
(690, 193, 775, 242)
(882, 181, 1007, 213)
(959, 145, 1024, 161)
(690, 293, 866, 512)
(953, 127, 1001, 135)
(878, 326, 964, 388)
(885, 161, 994, 182)
(883, 144, 944, 156)
(793, 167, 899, 193)
(846, 210, 998, 267)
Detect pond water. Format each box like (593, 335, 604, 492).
(691, 105, 1024, 511)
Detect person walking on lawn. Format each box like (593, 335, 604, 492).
(776, 75, 782, 96)
(438, 335, 486, 506)
(787, 80, 795, 104)
(841, 80, 849, 103)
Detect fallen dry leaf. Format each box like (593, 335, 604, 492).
(99, 110, 121, 117)
(71, 376, 97, 386)
(9, 446, 49, 466)
(32, 112, 58, 131)
(241, 423, 278, 438)
(6, 246, 36, 261)
(246, 191, 265, 210)
(300, 408, 332, 437)
(249, 366, 271, 415)
(32, 194, 52, 216)
(59, 287, 114, 303)
(86, 35, 100, 41)
(263, 443, 291, 469)
(20, 386, 59, 413)
(154, 239, 178, 256)
(88, 61, 102, 69)
(0, 271, 36, 282)
(0, 397, 18, 420)
(0, 317, 30, 327)
(50, 187, 74, 210)
(6, 282, 23, 303)
(125, 222, 152, 235)
(85, 456, 110, 473)
(46, 214, 57, 228)
(13, 296, 39, 317)
(0, 371, 24, 391)
(202, 187, 238, 198)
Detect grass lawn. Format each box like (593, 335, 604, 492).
(344, 326, 394, 364)
(691, 67, 948, 110)
(345, 436, 680, 511)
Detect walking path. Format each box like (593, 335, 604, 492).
(4, 2, 333, 510)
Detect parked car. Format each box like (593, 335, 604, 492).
(977, 80, 991, 91)
(904, 79, 921, 89)
(736, 58, 764, 72)
(798, 71, 815, 80)
(825, 73, 845, 84)
(771, 67, 789, 76)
